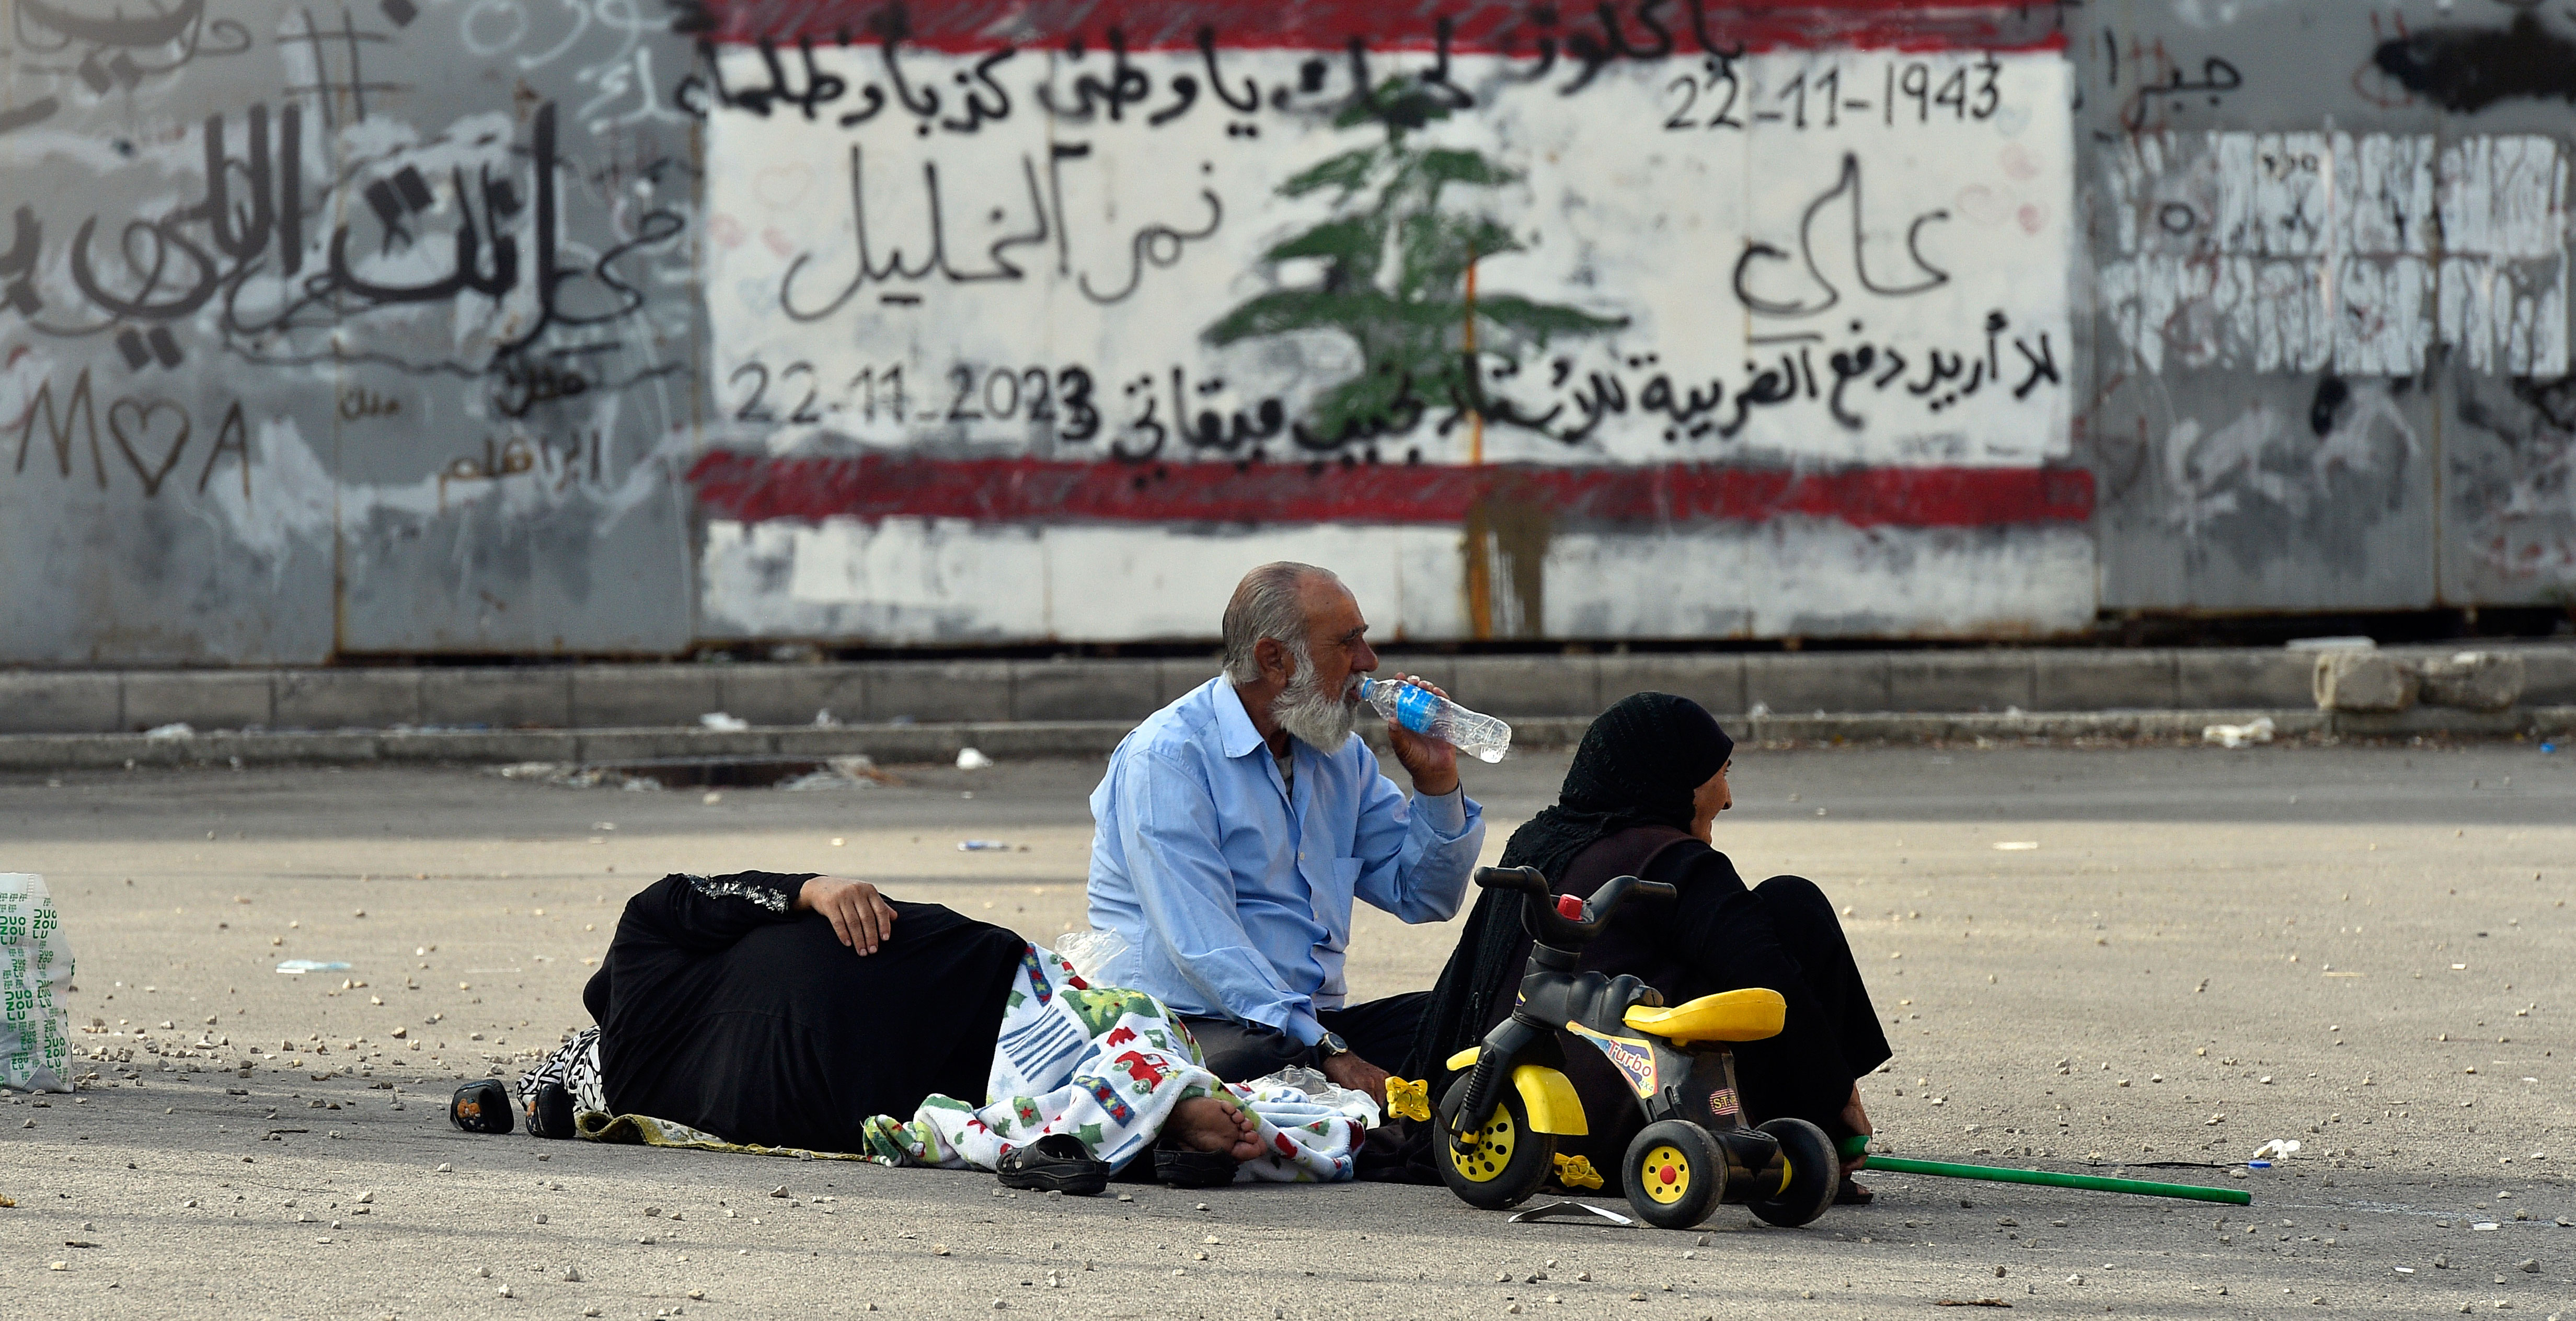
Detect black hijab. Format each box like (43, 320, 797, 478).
(1400, 694, 1735, 1095)
(1497, 692, 1735, 885)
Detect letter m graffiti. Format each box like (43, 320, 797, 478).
(13, 367, 100, 485)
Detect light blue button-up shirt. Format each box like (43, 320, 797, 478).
(1086, 677, 1486, 1047)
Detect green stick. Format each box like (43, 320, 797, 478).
(1837, 1139, 2252, 1205)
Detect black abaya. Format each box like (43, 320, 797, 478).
(582, 871, 1028, 1153)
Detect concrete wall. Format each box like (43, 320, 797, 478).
(1, 1, 2570, 663)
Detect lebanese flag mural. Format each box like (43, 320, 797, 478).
(685, 1, 2085, 641)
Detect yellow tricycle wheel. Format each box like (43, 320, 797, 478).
(1636, 1143, 1694, 1204)
(1437, 1075, 1556, 1210)
(1622, 1119, 1725, 1230)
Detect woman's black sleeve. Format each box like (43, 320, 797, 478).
(620, 870, 820, 953)
(1644, 844, 1809, 994)
(1646, 843, 1858, 1118)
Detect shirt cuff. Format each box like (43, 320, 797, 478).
(1282, 1010, 1327, 1049)
(1414, 786, 1468, 835)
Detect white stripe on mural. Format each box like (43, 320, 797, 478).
(697, 518, 2095, 642)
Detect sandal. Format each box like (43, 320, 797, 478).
(1835, 1177, 1875, 1205)
(448, 1079, 514, 1134)
(522, 1081, 575, 1140)
(997, 1134, 1110, 1196)
(1152, 1133, 1238, 1189)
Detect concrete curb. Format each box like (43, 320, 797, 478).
(6, 644, 2574, 738)
(5, 707, 2568, 772)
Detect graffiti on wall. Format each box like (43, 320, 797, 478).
(686, 1, 2091, 641)
(2098, 131, 2569, 377)
(0, 0, 702, 660)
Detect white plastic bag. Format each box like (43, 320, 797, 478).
(0, 873, 75, 1093)
(1244, 1063, 1383, 1130)
(1051, 928, 1129, 985)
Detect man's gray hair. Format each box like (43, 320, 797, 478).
(1221, 562, 1336, 684)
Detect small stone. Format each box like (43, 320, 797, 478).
(1629, 1293, 1647, 1302)
(435, 1163, 451, 1173)
(933, 1244, 951, 1256)
(646, 1207, 662, 1217)
(1577, 1272, 1592, 1282)
(1507, 1307, 1522, 1315)
(534, 1214, 547, 1224)
(1117, 1193, 1133, 1202)
(1196, 1202, 1210, 1211)
(1994, 1267, 2007, 1278)
(769, 1186, 789, 1198)
(2521, 1260, 2540, 1273)
(565, 1267, 582, 1282)
(477, 1266, 491, 1278)
(49, 1261, 66, 1271)
(689, 1290, 706, 1300)
(2069, 1275, 2086, 1285)
(496, 1285, 512, 1297)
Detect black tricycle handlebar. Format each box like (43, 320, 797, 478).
(1474, 864, 1675, 953)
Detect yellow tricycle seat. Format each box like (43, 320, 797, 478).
(1622, 987, 1786, 1046)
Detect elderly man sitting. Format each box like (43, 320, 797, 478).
(1085, 562, 1486, 1105)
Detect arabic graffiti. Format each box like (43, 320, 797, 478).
(2090, 25, 2247, 135)
(707, 37, 2076, 467)
(0, 0, 708, 659)
(773, 141, 1224, 318)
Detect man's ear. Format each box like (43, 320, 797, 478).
(1253, 635, 1293, 685)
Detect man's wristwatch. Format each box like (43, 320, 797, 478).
(1316, 1031, 1351, 1059)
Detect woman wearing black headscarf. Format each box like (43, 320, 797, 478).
(1405, 693, 1890, 1198)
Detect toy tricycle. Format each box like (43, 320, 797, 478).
(1433, 865, 1839, 1231)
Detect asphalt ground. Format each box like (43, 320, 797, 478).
(3, 739, 2573, 1319)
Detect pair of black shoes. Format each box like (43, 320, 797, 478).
(448, 1079, 574, 1139)
(993, 1133, 1235, 1196)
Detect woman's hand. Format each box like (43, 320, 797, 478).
(1840, 1084, 1873, 1174)
(798, 876, 898, 955)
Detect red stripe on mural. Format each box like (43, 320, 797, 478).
(687, 454, 2095, 530)
(688, 1, 2065, 54)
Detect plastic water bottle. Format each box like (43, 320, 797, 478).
(1359, 677, 1513, 763)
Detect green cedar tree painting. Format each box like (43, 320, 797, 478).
(1204, 75, 1627, 444)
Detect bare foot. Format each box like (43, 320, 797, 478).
(1168, 1096, 1264, 1162)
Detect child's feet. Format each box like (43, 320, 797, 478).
(1168, 1095, 1262, 1162)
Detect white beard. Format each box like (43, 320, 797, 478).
(1273, 656, 1361, 751)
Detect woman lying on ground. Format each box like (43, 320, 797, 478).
(1406, 692, 1892, 1199)
(472, 869, 1377, 1189)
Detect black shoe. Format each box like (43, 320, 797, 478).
(523, 1081, 575, 1140)
(1152, 1134, 1238, 1189)
(996, 1134, 1110, 1196)
(449, 1079, 514, 1134)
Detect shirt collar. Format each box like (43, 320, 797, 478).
(1213, 679, 1273, 761)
